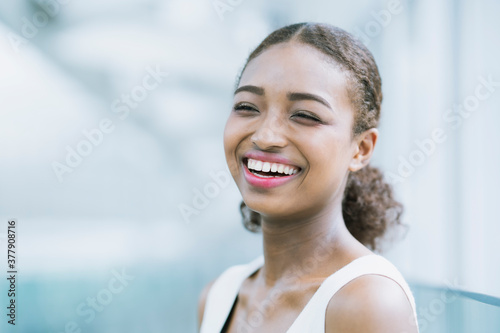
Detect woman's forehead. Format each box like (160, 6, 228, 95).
(237, 43, 350, 105)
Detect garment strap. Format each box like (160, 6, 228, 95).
(287, 254, 418, 332)
(200, 255, 264, 333)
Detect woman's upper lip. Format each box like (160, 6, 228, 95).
(242, 151, 302, 169)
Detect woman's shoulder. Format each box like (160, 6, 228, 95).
(324, 256, 419, 333)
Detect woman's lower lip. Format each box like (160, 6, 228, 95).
(242, 162, 299, 188)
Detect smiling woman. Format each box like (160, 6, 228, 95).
(198, 22, 419, 333)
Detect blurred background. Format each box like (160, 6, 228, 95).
(0, 0, 499, 332)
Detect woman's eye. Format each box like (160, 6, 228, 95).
(233, 103, 258, 112)
(293, 112, 322, 123)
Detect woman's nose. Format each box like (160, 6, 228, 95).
(250, 114, 287, 150)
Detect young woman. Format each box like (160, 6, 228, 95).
(198, 22, 419, 333)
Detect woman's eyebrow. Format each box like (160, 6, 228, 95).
(234, 85, 265, 96)
(287, 92, 332, 110)
(234, 86, 333, 112)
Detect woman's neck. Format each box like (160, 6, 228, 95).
(258, 205, 370, 287)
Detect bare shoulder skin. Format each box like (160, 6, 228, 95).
(326, 275, 418, 333)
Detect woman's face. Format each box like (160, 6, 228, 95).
(223, 42, 368, 222)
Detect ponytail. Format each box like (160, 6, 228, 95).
(342, 165, 404, 250)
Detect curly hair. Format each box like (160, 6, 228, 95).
(236, 22, 404, 251)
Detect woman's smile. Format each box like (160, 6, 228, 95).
(240, 150, 303, 188)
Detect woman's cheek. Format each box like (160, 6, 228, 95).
(223, 118, 243, 177)
(223, 117, 237, 150)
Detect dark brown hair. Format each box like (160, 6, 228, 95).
(236, 22, 404, 251)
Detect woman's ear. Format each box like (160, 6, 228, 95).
(348, 128, 378, 172)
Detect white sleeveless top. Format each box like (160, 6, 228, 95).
(200, 254, 419, 333)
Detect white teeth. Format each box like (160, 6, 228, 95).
(254, 160, 262, 171)
(246, 158, 299, 176)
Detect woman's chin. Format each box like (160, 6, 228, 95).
(244, 202, 299, 222)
